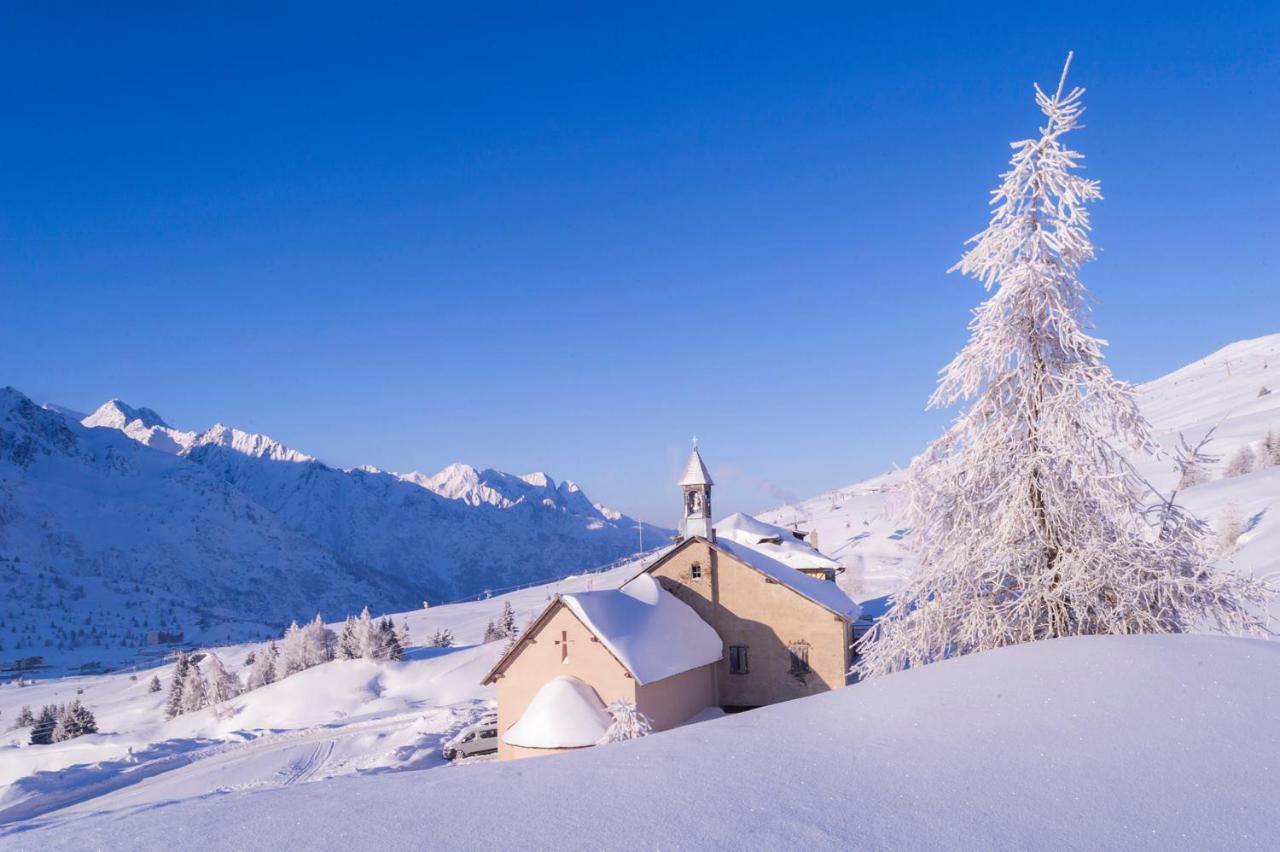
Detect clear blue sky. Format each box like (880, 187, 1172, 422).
(4, 3, 1277, 526)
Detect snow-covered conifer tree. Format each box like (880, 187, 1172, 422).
(302, 614, 336, 667)
(181, 661, 209, 712)
(1215, 503, 1246, 556)
(482, 620, 501, 643)
(205, 652, 243, 704)
(354, 607, 382, 660)
(54, 699, 97, 741)
(1262, 429, 1280, 467)
(857, 55, 1271, 679)
(338, 616, 361, 660)
(429, 627, 454, 648)
(1224, 445, 1257, 478)
(13, 705, 35, 729)
(280, 621, 308, 675)
(596, 699, 652, 744)
(148, 674, 162, 694)
(497, 601, 518, 639)
(246, 642, 279, 689)
(378, 617, 404, 661)
(29, 705, 57, 745)
(165, 652, 190, 720)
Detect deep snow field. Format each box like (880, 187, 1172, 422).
(2, 335, 1279, 849)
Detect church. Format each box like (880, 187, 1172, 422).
(481, 444, 861, 760)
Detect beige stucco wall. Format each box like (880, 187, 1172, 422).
(650, 539, 850, 708)
(492, 603, 637, 760)
(635, 662, 716, 731)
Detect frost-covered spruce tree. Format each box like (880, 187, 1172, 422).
(165, 652, 190, 720)
(181, 661, 209, 712)
(338, 616, 361, 660)
(246, 642, 279, 689)
(148, 674, 162, 694)
(206, 652, 243, 704)
(280, 621, 308, 675)
(596, 699, 652, 744)
(30, 705, 58, 745)
(858, 55, 1271, 679)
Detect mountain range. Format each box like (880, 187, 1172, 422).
(0, 391, 668, 670)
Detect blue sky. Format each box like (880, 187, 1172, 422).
(3, 3, 1278, 525)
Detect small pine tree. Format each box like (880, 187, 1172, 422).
(247, 642, 279, 690)
(1224, 445, 1257, 478)
(354, 607, 382, 660)
(13, 705, 35, 729)
(181, 661, 209, 713)
(597, 699, 652, 744)
(165, 652, 190, 720)
(148, 674, 162, 693)
(303, 614, 336, 666)
(338, 616, 361, 660)
(205, 652, 242, 704)
(54, 699, 97, 741)
(29, 705, 57, 745)
(280, 621, 308, 675)
(482, 620, 501, 643)
(429, 627, 454, 648)
(497, 601, 518, 639)
(1216, 503, 1247, 556)
(379, 618, 404, 662)
(1261, 429, 1280, 467)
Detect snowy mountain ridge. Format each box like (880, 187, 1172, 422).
(0, 390, 670, 672)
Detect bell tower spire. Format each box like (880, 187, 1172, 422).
(677, 438, 714, 541)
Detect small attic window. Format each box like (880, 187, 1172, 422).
(690, 563, 703, 580)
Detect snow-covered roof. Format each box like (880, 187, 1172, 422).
(562, 573, 723, 685)
(712, 537, 861, 621)
(501, 676, 612, 749)
(715, 512, 843, 574)
(677, 446, 713, 487)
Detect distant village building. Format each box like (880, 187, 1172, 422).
(481, 443, 860, 760)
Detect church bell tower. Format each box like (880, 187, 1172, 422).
(677, 439, 714, 541)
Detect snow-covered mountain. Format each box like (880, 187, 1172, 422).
(0, 391, 670, 671)
(763, 333, 1280, 612)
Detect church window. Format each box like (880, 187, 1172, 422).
(690, 562, 702, 580)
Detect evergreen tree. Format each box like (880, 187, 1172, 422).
(181, 661, 209, 713)
(148, 674, 162, 693)
(205, 651, 243, 704)
(303, 614, 336, 666)
(1262, 429, 1280, 467)
(355, 607, 381, 660)
(597, 699, 652, 744)
(379, 618, 404, 661)
(12, 705, 35, 729)
(247, 642, 279, 689)
(280, 621, 308, 675)
(29, 704, 57, 745)
(165, 651, 190, 720)
(338, 616, 361, 660)
(497, 601, 518, 638)
(858, 56, 1271, 679)
(429, 627, 454, 648)
(54, 699, 97, 741)
(1224, 445, 1257, 478)
(1215, 503, 1246, 556)
(482, 620, 502, 643)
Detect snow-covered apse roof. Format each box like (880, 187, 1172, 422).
(563, 573, 723, 685)
(712, 537, 861, 621)
(715, 512, 843, 574)
(501, 676, 612, 749)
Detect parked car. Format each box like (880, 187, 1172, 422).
(443, 717, 499, 760)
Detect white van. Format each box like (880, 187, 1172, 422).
(442, 715, 499, 760)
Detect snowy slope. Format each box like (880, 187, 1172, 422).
(0, 555, 648, 826)
(763, 333, 1280, 607)
(9, 634, 1280, 850)
(1, 390, 671, 671)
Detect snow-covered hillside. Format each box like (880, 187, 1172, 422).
(764, 334, 1280, 612)
(0, 391, 670, 672)
(9, 633, 1279, 850)
(0, 554, 647, 829)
